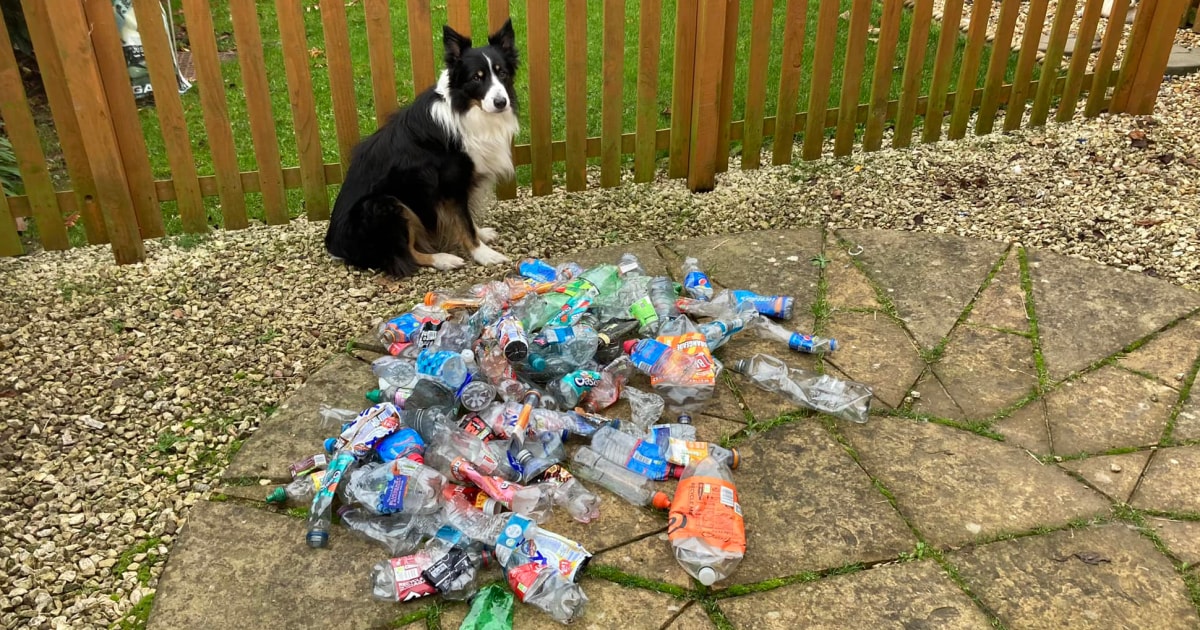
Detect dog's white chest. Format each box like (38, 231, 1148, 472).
(458, 108, 519, 180)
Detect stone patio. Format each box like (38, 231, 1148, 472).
(146, 230, 1200, 629)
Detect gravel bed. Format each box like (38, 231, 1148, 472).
(1, 66, 1198, 629)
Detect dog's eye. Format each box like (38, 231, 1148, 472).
(495, 70, 507, 80)
(473, 72, 484, 82)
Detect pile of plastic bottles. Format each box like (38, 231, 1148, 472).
(274, 253, 874, 627)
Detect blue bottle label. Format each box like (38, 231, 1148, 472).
(518, 259, 558, 283)
(382, 313, 424, 343)
(629, 340, 670, 374)
(537, 326, 576, 345)
(788, 332, 817, 353)
(622, 440, 670, 480)
(684, 271, 713, 300)
(416, 350, 457, 379)
(732, 290, 793, 319)
(377, 428, 425, 461)
(378, 474, 409, 513)
(561, 370, 602, 397)
(494, 514, 535, 563)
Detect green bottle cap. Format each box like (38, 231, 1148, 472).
(266, 487, 287, 505)
(365, 388, 384, 404)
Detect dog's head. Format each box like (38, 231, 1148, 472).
(442, 20, 518, 115)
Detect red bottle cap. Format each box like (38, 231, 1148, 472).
(622, 339, 638, 355)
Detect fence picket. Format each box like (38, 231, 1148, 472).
(0, 9, 68, 250)
(527, 0, 554, 195)
(802, 0, 842, 160)
(1029, 0, 1079, 125)
(893, 0, 933, 148)
(715, 0, 739, 172)
(0, 184, 19, 256)
(773, 0, 808, 164)
(669, 0, 699, 177)
(834, 0, 874, 156)
(276, 0, 329, 220)
(487, 0, 517, 200)
(863, 0, 903, 151)
(21, 0, 106, 244)
(1085, 0, 1131, 117)
(448, 0, 472, 34)
(1003, 0, 1050, 130)
(320, 0, 361, 170)
(741, 0, 774, 168)
(1056, 0, 1104, 122)
(565, 0, 589, 191)
(975, 0, 1022, 134)
(602, 0, 626, 187)
(365, 0, 398, 126)
(229, 0, 288, 225)
(687, 0, 728, 191)
(181, 0, 248, 230)
(635, 0, 664, 182)
(1116, 0, 1188, 114)
(921, 0, 966, 143)
(947, 0, 993, 139)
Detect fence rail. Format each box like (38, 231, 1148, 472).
(0, 0, 1193, 263)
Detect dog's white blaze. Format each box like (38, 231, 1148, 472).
(480, 54, 508, 114)
(432, 69, 519, 181)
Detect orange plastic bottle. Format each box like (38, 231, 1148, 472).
(651, 456, 745, 585)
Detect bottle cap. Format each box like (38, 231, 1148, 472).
(305, 530, 329, 549)
(729, 447, 740, 470)
(828, 338, 838, 352)
(422, 292, 438, 306)
(323, 437, 337, 454)
(622, 339, 638, 355)
(265, 487, 287, 505)
(365, 388, 384, 404)
(651, 491, 672, 510)
(697, 566, 718, 586)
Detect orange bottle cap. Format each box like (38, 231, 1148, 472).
(730, 447, 740, 470)
(651, 491, 672, 510)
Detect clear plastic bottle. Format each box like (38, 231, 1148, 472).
(517, 257, 559, 283)
(306, 450, 356, 548)
(580, 357, 633, 412)
(339, 506, 441, 556)
(662, 438, 740, 470)
(569, 446, 664, 507)
(537, 463, 601, 523)
(696, 307, 758, 351)
(416, 348, 469, 390)
(424, 291, 485, 311)
(617, 253, 646, 277)
(427, 452, 553, 522)
(547, 369, 603, 409)
(649, 317, 717, 413)
(680, 257, 714, 301)
(527, 324, 599, 374)
(266, 471, 323, 506)
(731, 353, 872, 423)
(652, 456, 745, 586)
(372, 355, 419, 385)
(368, 550, 439, 602)
(505, 562, 589, 624)
(750, 317, 838, 354)
(345, 458, 446, 515)
(623, 339, 700, 383)
(590, 426, 676, 480)
(441, 489, 536, 545)
(620, 386, 666, 432)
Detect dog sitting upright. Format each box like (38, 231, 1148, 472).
(324, 20, 519, 276)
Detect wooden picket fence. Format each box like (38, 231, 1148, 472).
(0, 0, 1192, 264)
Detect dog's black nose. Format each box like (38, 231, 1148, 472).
(493, 96, 508, 110)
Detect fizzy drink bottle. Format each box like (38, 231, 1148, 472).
(651, 456, 745, 585)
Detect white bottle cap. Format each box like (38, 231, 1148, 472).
(697, 567, 717, 586)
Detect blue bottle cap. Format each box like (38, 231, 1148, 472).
(323, 437, 337, 454)
(306, 530, 328, 548)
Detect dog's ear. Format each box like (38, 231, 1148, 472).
(443, 25, 472, 67)
(487, 19, 518, 68)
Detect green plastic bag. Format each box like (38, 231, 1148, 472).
(459, 584, 514, 630)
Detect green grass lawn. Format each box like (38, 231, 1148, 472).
(53, 0, 1022, 241)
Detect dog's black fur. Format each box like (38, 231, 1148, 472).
(324, 20, 519, 277)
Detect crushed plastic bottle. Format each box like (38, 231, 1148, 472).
(266, 471, 324, 506)
(537, 463, 600, 523)
(731, 353, 872, 423)
(506, 562, 588, 624)
(337, 506, 441, 556)
(750, 316, 837, 354)
(590, 426, 677, 480)
(345, 458, 446, 515)
(680, 257, 713, 301)
(620, 386, 666, 432)
(652, 456, 745, 585)
(570, 446, 665, 507)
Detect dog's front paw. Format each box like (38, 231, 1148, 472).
(431, 253, 466, 271)
(476, 227, 500, 243)
(471, 244, 510, 266)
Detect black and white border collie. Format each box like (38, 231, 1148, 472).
(324, 21, 519, 277)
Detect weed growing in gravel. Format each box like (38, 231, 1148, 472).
(172, 233, 208, 250)
(151, 431, 186, 455)
(108, 319, 126, 334)
(898, 541, 931, 562)
(257, 328, 281, 344)
(113, 538, 163, 585)
(112, 593, 155, 630)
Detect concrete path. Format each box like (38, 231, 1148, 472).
(146, 229, 1200, 629)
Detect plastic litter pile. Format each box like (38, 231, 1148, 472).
(274, 254, 874, 626)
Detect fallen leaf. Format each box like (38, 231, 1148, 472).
(1154, 153, 1175, 165)
(1133, 218, 1165, 227)
(1128, 129, 1149, 149)
(309, 47, 324, 59)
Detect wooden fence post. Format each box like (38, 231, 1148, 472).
(1112, 0, 1190, 114)
(686, 0, 729, 192)
(669, 0, 699, 178)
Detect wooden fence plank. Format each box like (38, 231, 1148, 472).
(687, 0, 728, 191)
(1117, 0, 1189, 113)
(1055, 0, 1104, 122)
(975, 0, 1021, 134)
(407, 0, 437, 93)
(229, 0, 288, 225)
(1003, 0, 1050, 130)
(277, 0, 329, 219)
(0, 7, 68, 250)
(564, 0, 588, 191)
(49, 0, 144, 263)
(527, 0, 554, 195)
(21, 0, 105, 244)
(365, 0, 398, 125)
(487, 0, 517, 200)
(132, 0, 207, 233)
(892, 0, 933, 148)
(448, 0, 473, 34)
(834, 0, 874, 156)
(320, 0, 360, 171)
(773, 0, 808, 164)
(947, 0, 992, 139)
(715, 0, 739, 172)
(802, 0, 842, 160)
(1111, 0, 1160, 112)
(0, 183, 19, 256)
(601, 0, 625, 188)
(863, 0, 903, 151)
(669, 0, 699, 177)
(634, 0, 664, 182)
(1029, 0, 1078, 125)
(1085, 0, 1131, 117)
(920, 0, 965, 142)
(741, 0, 774, 168)
(181, 0, 248, 230)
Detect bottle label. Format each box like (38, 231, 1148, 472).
(618, 259, 641, 275)
(518, 258, 558, 283)
(459, 413, 498, 442)
(787, 332, 819, 353)
(664, 439, 712, 467)
(537, 326, 575, 345)
(378, 474, 409, 513)
(380, 313, 424, 346)
(629, 340, 671, 374)
(506, 562, 543, 601)
(496, 317, 528, 352)
(389, 553, 438, 602)
(422, 547, 471, 593)
(560, 370, 602, 398)
(666, 475, 746, 556)
(629, 296, 660, 328)
(731, 290, 793, 319)
(288, 453, 329, 478)
(333, 403, 402, 458)
(621, 440, 672, 480)
(416, 350, 458, 381)
(451, 458, 520, 508)
(651, 332, 716, 388)
(522, 530, 591, 582)
(683, 271, 713, 300)
(537, 463, 575, 485)
(494, 514, 535, 566)
(416, 320, 443, 351)
(377, 428, 425, 462)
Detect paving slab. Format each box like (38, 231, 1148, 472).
(1037, 33, 1101, 55)
(1174, 392, 1200, 442)
(664, 601, 715, 629)
(715, 335, 823, 421)
(1043, 366, 1177, 456)
(824, 311, 926, 409)
(1058, 450, 1152, 503)
(1118, 315, 1200, 387)
(535, 487, 667, 556)
(222, 354, 376, 480)
(1146, 518, 1200, 566)
(1130, 446, 1200, 514)
(965, 254, 1029, 333)
(1025, 248, 1200, 380)
(992, 399, 1052, 454)
(147, 501, 406, 630)
(843, 419, 1110, 546)
(952, 524, 1199, 629)
(932, 325, 1038, 421)
(822, 240, 880, 312)
(836, 230, 1007, 350)
(1166, 45, 1200, 77)
(720, 561, 991, 629)
(911, 368, 969, 420)
(594, 532, 693, 589)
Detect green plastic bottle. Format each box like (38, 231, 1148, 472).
(459, 583, 514, 630)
